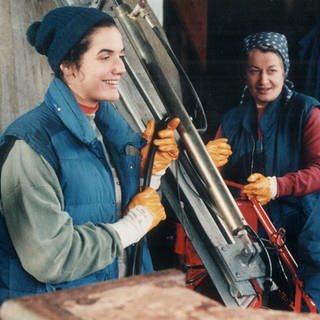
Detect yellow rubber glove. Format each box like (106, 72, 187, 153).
(206, 138, 232, 168)
(242, 173, 272, 205)
(127, 187, 166, 231)
(140, 118, 180, 175)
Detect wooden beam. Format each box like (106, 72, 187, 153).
(172, 0, 208, 66)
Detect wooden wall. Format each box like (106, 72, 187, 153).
(0, 0, 56, 131)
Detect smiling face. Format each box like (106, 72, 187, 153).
(245, 48, 285, 108)
(61, 26, 126, 106)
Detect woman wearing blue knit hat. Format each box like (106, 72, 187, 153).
(0, 6, 180, 302)
(205, 31, 320, 310)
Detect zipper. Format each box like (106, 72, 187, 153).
(250, 135, 264, 175)
(250, 135, 255, 175)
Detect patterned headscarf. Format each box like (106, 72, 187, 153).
(243, 32, 290, 75)
(240, 31, 293, 104)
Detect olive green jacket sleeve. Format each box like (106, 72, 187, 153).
(0, 140, 123, 284)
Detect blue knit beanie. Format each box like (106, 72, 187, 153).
(26, 6, 115, 73)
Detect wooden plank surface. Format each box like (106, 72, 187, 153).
(0, 0, 55, 131)
(1, 269, 320, 320)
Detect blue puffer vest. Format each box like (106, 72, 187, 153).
(0, 78, 153, 302)
(221, 90, 320, 257)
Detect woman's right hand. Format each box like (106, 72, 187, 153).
(206, 138, 232, 168)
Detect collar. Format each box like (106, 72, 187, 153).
(241, 91, 285, 135)
(44, 77, 97, 145)
(79, 103, 99, 115)
(44, 78, 145, 151)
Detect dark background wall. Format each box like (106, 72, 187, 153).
(163, 0, 320, 139)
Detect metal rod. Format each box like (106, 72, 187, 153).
(114, 3, 246, 234)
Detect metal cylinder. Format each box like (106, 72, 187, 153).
(114, 3, 246, 234)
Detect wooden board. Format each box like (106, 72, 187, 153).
(1, 269, 320, 320)
(0, 0, 56, 130)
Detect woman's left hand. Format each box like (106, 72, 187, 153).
(242, 173, 272, 205)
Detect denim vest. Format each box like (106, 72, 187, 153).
(0, 78, 153, 301)
(221, 90, 320, 257)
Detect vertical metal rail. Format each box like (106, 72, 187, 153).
(113, 3, 246, 237)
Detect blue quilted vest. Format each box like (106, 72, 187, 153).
(0, 78, 153, 302)
(221, 90, 320, 257)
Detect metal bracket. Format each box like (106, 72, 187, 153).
(216, 240, 266, 282)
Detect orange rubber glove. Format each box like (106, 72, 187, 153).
(206, 138, 232, 168)
(140, 118, 180, 175)
(127, 187, 166, 231)
(242, 173, 272, 205)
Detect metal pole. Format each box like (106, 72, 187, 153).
(114, 3, 246, 234)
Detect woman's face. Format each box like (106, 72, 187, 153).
(63, 26, 126, 106)
(245, 48, 285, 108)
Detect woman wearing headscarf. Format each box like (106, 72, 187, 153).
(208, 31, 320, 310)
